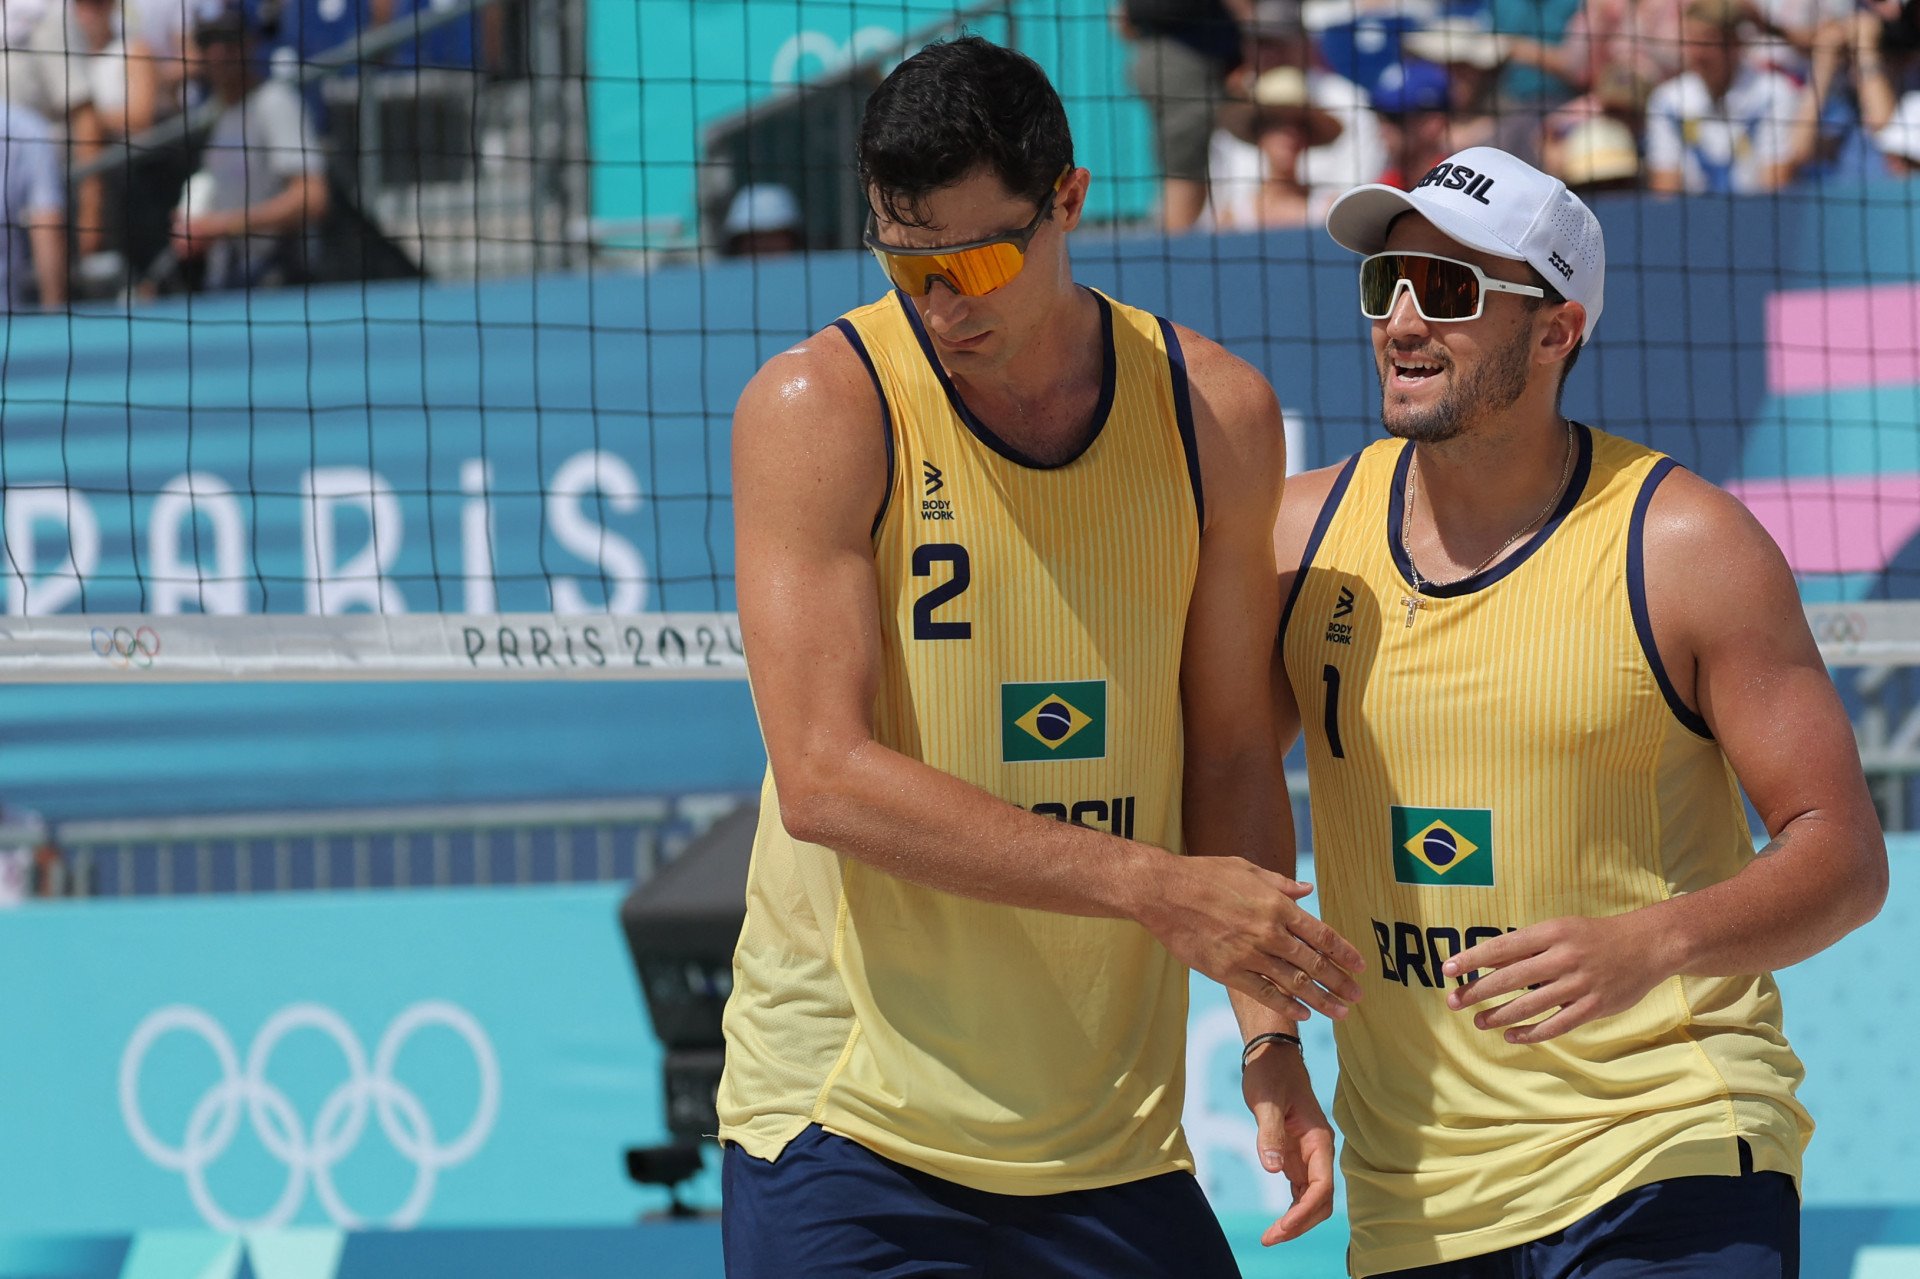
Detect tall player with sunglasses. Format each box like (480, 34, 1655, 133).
(1273, 146, 1886, 1277)
(717, 34, 1368, 1279)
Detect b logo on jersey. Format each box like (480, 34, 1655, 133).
(1326, 587, 1355, 645)
(1390, 805, 1494, 886)
(922, 461, 954, 520)
(1002, 680, 1106, 762)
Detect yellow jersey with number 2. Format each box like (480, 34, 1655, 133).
(719, 287, 1207, 1196)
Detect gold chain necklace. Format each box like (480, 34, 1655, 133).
(1400, 422, 1576, 628)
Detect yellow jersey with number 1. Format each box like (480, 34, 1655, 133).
(718, 288, 1206, 1195)
(1280, 425, 1812, 1276)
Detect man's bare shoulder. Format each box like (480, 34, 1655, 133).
(1640, 461, 1812, 662)
(1163, 321, 1285, 529)
(1639, 464, 1783, 575)
(1166, 321, 1281, 447)
(734, 323, 877, 439)
(731, 322, 890, 531)
(1274, 462, 1351, 572)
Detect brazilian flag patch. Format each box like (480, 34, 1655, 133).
(1002, 680, 1106, 762)
(1391, 806, 1494, 887)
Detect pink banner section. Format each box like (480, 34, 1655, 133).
(1724, 476, 1920, 575)
(1767, 284, 1920, 394)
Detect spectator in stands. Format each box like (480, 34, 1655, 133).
(126, 0, 194, 122)
(721, 183, 805, 257)
(1549, 113, 1645, 191)
(1876, 88, 1920, 172)
(1781, 12, 1894, 181)
(1312, 0, 1428, 100)
(1117, 0, 1248, 231)
(1540, 61, 1656, 176)
(1646, 0, 1811, 193)
(1401, 18, 1513, 154)
(173, 0, 328, 291)
(1208, 0, 1384, 224)
(170, 0, 328, 289)
(0, 98, 66, 309)
(77, 0, 158, 139)
(1371, 60, 1454, 189)
(1854, 5, 1909, 133)
(1212, 66, 1341, 225)
(0, 1, 91, 125)
(1482, 0, 1583, 105)
(68, 0, 163, 276)
(1747, 0, 1857, 82)
(1869, 0, 1920, 88)
(1506, 0, 1688, 98)
(2, 0, 47, 48)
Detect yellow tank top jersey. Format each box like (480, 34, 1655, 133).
(1280, 426, 1812, 1276)
(718, 289, 1205, 1195)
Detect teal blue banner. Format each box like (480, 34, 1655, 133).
(584, 0, 1154, 236)
(0, 884, 681, 1236)
(2, 848, 1915, 1257)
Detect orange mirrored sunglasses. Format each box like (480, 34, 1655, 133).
(864, 173, 1068, 297)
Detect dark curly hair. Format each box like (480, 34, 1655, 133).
(857, 35, 1074, 228)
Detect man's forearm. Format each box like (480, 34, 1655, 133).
(1187, 745, 1310, 1033)
(1641, 815, 1886, 976)
(231, 175, 327, 239)
(779, 734, 1173, 922)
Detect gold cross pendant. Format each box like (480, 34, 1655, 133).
(1402, 595, 1423, 628)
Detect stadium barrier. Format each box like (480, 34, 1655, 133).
(2, 845, 1915, 1277)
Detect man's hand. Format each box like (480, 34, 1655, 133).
(1143, 856, 1365, 1020)
(1241, 1043, 1336, 1245)
(1444, 912, 1675, 1044)
(171, 211, 235, 261)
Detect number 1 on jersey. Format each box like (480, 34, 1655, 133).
(1322, 664, 1347, 759)
(913, 543, 972, 640)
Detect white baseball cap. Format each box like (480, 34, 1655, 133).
(1326, 146, 1606, 343)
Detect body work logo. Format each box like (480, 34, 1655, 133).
(1326, 587, 1355, 645)
(1391, 806, 1493, 886)
(1002, 680, 1106, 762)
(922, 460, 954, 520)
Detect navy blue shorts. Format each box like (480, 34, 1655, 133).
(1376, 1141, 1800, 1279)
(722, 1124, 1242, 1278)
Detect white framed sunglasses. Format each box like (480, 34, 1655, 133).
(1359, 251, 1547, 323)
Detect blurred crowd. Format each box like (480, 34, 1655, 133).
(6, 0, 1918, 309)
(1121, 0, 1920, 231)
(0, 0, 495, 310)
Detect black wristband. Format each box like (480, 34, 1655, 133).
(1240, 1030, 1303, 1069)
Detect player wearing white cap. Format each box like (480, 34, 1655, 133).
(1269, 146, 1886, 1276)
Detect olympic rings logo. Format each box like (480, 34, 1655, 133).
(119, 1002, 500, 1231)
(91, 625, 161, 670)
(1810, 610, 1867, 648)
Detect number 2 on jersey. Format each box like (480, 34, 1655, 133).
(913, 543, 972, 640)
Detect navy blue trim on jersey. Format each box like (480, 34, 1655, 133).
(1278, 452, 1363, 641)
(1629, 457, 1715, 740)
(1386, 422, 1595, 599)
(833, 318, 897, 539)
(1155, 316, 1205, 534)
(892, 288, 1117, 471)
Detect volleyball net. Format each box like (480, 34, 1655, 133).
(1, 0, 1917, 682)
